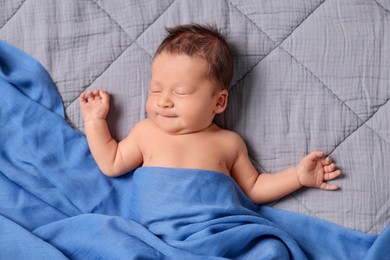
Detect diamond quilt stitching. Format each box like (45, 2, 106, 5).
(227, 0, 327, 91)
(275, 2, 390, 155)
(0, 0, 27, 30)
(228, 0, 326, 44)
(277, 44, 390, 156)
(374, 0, 390, 12)
(65, 0, 176, 109)
(231, 0, 390, 159)
(89, 0, 130, 39)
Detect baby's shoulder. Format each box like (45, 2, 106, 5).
(130, 118, 157, 136)
(133, 118, 154, 128)
(210, 127, 248, 162)
(213, 126, 246, 148)
(217, 128, 241, 139)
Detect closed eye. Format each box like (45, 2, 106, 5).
(173, 90, 189, 95)
(150, 89, 162, 94)
(173, 86, 194, 95)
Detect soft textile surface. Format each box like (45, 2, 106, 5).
(1, 0, 389, 234)
(1, 40, 390, 259)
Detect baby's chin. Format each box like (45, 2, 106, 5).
(152, 119, 210, 135)
(157, 126, 199, 135)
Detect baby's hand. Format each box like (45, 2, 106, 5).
(80, 89, 110, 122)
(296, 151, 341, 190)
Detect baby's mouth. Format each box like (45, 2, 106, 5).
(157, 113, 177, 118)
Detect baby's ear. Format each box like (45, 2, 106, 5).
(214, 89, 228, 114)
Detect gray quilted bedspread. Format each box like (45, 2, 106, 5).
(1, 0, 389, 234)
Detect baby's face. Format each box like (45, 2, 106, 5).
(147, 52, 227, 135)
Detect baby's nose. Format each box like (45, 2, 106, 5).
(157, 94, 174, 108)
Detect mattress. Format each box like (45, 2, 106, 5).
(1, 0, 389, 236)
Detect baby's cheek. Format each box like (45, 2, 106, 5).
(145, 98, 154, 113)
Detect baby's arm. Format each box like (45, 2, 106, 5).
(230, 137, 340, 204)
(80, 90, 142, 176)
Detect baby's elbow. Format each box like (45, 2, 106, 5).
(247, 194, 262, 205)
(99, 166, 124, 177)
(101, 170, 117, 177)
(100, 169, 116, 177)
(246, 188, 269, 205)
(99, 160, 141, 177)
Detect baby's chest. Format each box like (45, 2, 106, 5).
(143, 137, 235, 170)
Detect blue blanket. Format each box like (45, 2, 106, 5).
(1, 40, 389, 259)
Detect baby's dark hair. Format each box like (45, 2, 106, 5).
(154, 24, 233, 90)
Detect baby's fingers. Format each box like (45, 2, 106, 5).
(324, 169, 341, 181)
(99, 90, 110, 105)
(320, 182, 339, 191)
(87, 90, 95, 99)
(321, 157, 332, 166)
(98, 89, 109, 98)
(319, 170, 340, 191)
(80, 92, 87, 103)
(324, 163, 336, 173)
(307, 151, 325, 161)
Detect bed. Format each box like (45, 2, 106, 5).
(1, 0, 390, 258)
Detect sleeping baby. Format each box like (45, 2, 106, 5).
(80, 23, 340, 204)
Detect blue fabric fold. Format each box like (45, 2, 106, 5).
(1, 40, 389, 259)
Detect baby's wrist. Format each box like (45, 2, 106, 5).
(83, 117, 107, 123)
(295, 167, 304, 188)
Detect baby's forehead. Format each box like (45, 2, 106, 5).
(151, 52, 221, 88)
(152, 52, 209, 73)
(153, 52, 208, 65)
